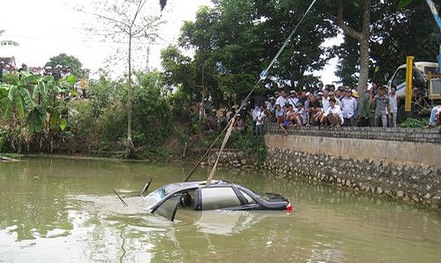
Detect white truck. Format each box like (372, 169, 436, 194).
(387, 61, 441, 122)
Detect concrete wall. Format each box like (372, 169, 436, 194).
(264, 123, 441, 209)
(266, 133, 441, 167)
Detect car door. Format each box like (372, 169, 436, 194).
(194, 186, 243, 211)
(151, 193, 182, 221)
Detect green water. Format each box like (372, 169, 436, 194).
(0, 157, 440, 263)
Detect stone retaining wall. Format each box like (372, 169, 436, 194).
(264, 123, 441, 209)
(266, 122, 441, 143)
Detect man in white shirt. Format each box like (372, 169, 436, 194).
(322, 89, 330, 112)
(389, 86, 398, 127)
(341, 89, 358, 126)
(323, 98, 344, 127)
(276, 90, 287, 108)
(287, 90, 298, 108)
(266, 96, 276, 113)
(328, 91, 341, 107)
(255, 104, 266, 136)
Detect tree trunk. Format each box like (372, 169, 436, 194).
(356, 0, 372, 118)
(126, 32, 135, 155)
(329, 0, 372, 118)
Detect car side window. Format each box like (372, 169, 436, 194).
(198, 187, 241, 210)
(240, 190, 256, 204)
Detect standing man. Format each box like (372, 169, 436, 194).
(322, 89, 330, 113)
(370, 85, 390, 127)
(255, 104, 266, 136)
(328, 91, 341, 107)
(389, 85, 398, 127)
(341, 89, 358, 126)
(276, 90, 287, 108)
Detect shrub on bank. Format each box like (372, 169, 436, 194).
(399, 118, 429, 128)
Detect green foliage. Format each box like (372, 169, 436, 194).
(199, 121, 267, 164)
(101, 103, 127, 143)
(165, 84, 199, 131)
(46, 53, 88, 78)
(68, 73, 128, 152)
(87, 73, 126, 117)
(324, 0, 439, 85)
(398, 0, 414, 8)
(162, 0, 336, 110)
(227, 126, 266, 164)
(0, 71, 81, 152)
(66, 71, 173, 156)
(370, 1, 439, 84)
(27, 106, 46, 132)
(132, 71, 173, 146)
(0, 129, 5, 152)
(68, 99, 104, 153)
(399, 118, 429, 128)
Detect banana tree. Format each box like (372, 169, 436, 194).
(0, 72, 77, 152)
(31, 73, 77, 151)
(0, 74, 35, 151)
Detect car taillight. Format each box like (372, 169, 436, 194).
(286, 203, 293, 213)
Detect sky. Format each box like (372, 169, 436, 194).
(1, 0, 338, 83)
(1, 0, 211, 73)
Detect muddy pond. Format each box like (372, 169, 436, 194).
(1, 157, 440, 262)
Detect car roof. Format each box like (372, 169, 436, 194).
(161, 180, 229, 194)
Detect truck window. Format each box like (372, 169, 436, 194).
(392, 68, 406, 87)
(424, 66, 438, 74)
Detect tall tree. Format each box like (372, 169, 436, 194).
(171, 0, 335, 108)
(328, 0, 439, 85)
(82, 0, 162, 155)
(46, 53, 88, 79)
(324, 0, 372, 116)
(370, 0, 439, 82)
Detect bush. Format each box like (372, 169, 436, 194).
(132, 71, 173, 147)
(399, 118, 428, 128)
(198, 120, 267, 164)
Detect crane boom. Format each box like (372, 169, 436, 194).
(426, 0, 441, 31)
(425, 0, 441, 72)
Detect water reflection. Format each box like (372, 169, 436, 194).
(175, 210, 291, 236)
(0, 158, 440, 263)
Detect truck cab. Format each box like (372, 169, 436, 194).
(388, 61, 438, 100)
(387, 61, 440, 122)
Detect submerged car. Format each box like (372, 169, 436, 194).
(141, 179, 293, 221)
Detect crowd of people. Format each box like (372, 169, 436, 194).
(0, 61, 88, 98)
(0, 61, 73, 82)
(246, 83, 402, 136)
(202, 82, 439, 137)
(253, 85, 353, 135)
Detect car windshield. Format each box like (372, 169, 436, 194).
(145, 187, 166, 209)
